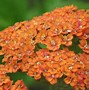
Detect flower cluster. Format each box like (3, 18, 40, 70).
(0, 5, 89, 90)
(0, 65, 27, 90)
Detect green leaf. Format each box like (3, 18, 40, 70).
(69, 36, 83, 54)
(7, 71, 35, 88)
(38, 43, 47, 49)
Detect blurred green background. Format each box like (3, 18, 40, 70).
(0, 0, 89, 90)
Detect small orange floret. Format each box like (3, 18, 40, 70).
(79, 39, 89, 53)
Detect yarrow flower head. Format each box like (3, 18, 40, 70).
(0, 5, 89, 90)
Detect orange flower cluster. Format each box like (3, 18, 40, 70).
(0, 5, 89, 90)
(0, 65, 27, 90)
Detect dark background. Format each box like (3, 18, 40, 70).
(0, 0, 89, 90)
